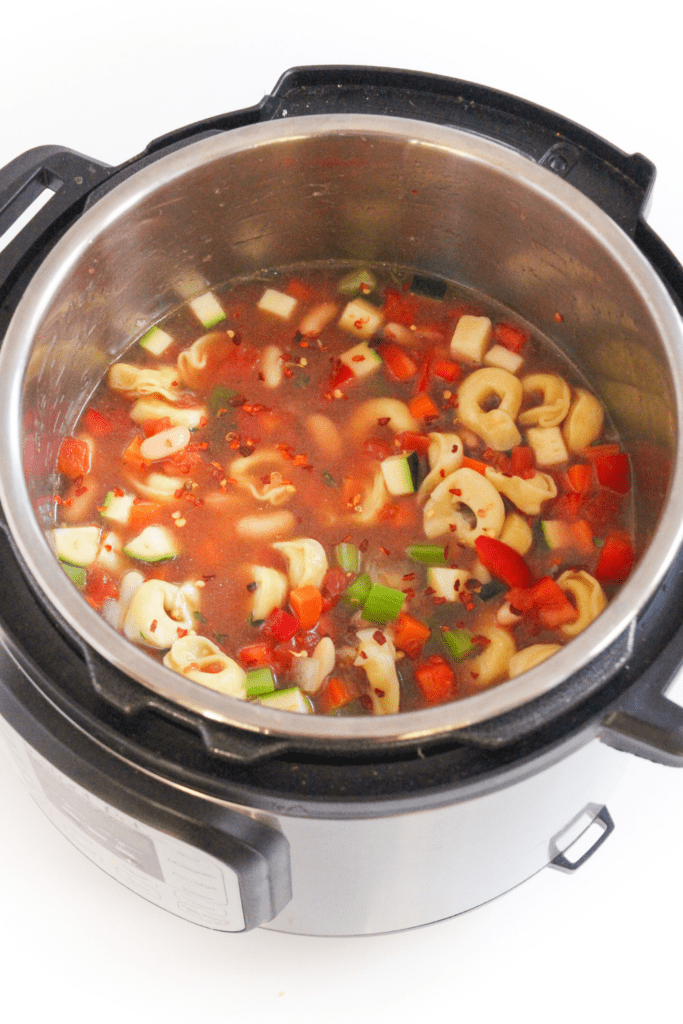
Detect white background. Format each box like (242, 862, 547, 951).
(1, 2, 682, 1021)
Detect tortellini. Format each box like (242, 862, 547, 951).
(562, 388, 605, 453)
(273, 537, 328, 589)
(123, 579, 198, 649)
(163, 636, 246, 698)
(417, 432, 464, 502)
(423, 467, 505, 546)
(556, 570, 607, 638)
(508, 644, 561, 679)
(228, 447, 297, 506)
(468, 623, 516, 688)
(518, 373, 571, 428)
(484, 467, 557, 516)
(177, 331, 235, 390)
(354, 629, 400, 715)
(249, 565, 288, 621)
(108, 363, 181, 402)
(456, 367, 523, 451)
(348, 398, 418, 442)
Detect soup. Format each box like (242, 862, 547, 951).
(51, 265, 635, 715)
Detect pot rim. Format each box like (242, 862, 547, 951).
(1, 113, 682, 745)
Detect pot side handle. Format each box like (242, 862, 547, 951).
(600, 616, 683, 767)
(0, 145, 112, 310)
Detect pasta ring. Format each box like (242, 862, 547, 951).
(456, 368, 523, 450)
(518, 373, 571, 428)
(423, 467, 505, 546)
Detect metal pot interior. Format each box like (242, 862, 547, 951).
(2, 113, 682, 744)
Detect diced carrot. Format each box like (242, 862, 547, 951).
(461, 456, 488, 475)
(58, 437, 90, 478)
(289, 585, 323, 631)
(377, 343, 418, 381)
(432, 358, 462, 383)
(317, 676, 359, 714)
(121, 435, 151, 471)
(408, 393, 440, 422)
(127, 502, 162, 530)
(393, 612, 431, 659)
(566, 462, 593, 493)
(414, 655, 455, 704)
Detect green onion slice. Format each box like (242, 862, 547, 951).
(334, 543, 361, 573)
(362, 584, 406, 625)
(342, 572, 372, 607)
(406, 544, 449, 566)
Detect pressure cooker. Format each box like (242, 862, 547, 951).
(1, 65, 682, 936)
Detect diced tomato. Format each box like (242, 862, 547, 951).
(408, 393, 440, 422)
(595, 532, 634, 583)
(84, 565, 119, 611)
(492, 322, 528, 353)
(414, 655, 455, 704)
(285, 277, 314, 302)
(377, 343, 418, 381)
(262, 608, 301, 643)
(395, 431, 432, 455)
(507, 576, 579, 631)
(393, 612, 431, 659)
(581, 488, 624, 531)
(475, 536, 533, 588)
(239, 642, 275, 667)
(320, 567, 350, 611)
(328, 362, 354, 390)
(142, 416, 173, 437)
(383, 287, 420, 326)
(363, 436, 395, 461)
(84, 408, 113, 436)
(566, 462, 593, 494)
(511, 445, 535, 479)
(432, 358, 462, 383)
(57, 437, 90, 478)
(595, 453, 631, 494)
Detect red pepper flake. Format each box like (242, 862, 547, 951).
(359, 695, 373, 711)
(199, 416, 208, 427)
(402, 572, 416, 581)
(451, 444, 459, 453)
(150, 620, 158, 633)
(374, 687, 386, 697)
(448, 488, 462, 496)
(440, 469, 446, 478)
(471, 672, 480, 680)
(352, 353, 366, 362)
(432, 596, 447, 605)
(75, 486, 87, 497)
(53, 495, 63, 505)
(554, 312, 564, 323)
(354, 318, 369, 330)
(359, 650, 368, 660)
(176, 628, 188, 638)
(380, 546, 390, 556)
(424, 586, 435, 595)
(472, 635, 492, 647)
(372, 630, 387, 645)
(174, 488, 184, 499)
(283, 367, 293, 378)
(113, 487, 124, 498)
(377, 416, 391, 426)
(104, 544, 112, 552)
(359, 539, 369, 553)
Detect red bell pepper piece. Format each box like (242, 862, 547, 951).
(475, 536, 533, 588)
(595, 453, 631, 494)
(511, 445, 535, 479)
(595, 532, 634, 583)
(414, 655, 455, 704)
(376, 343, 418, 381)
(262, 608, 301, 643)
(395, 431, 432, 455)
(492, 322, 528, 353)
(507, 576, 579, 630)
(432, 358, 462, 383)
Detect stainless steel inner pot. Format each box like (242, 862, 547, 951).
(1, 113, 682, 745)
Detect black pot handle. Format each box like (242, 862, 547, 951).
(599, 618, 683, 767)
(0, 146, 113, 310)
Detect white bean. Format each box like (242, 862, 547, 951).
(139, 425, 191, 462)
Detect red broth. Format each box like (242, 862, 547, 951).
(52, 265, 635, 715)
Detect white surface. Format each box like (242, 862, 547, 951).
(1, 2, 682, 1020)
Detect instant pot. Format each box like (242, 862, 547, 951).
(1, 66, 683, 936)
